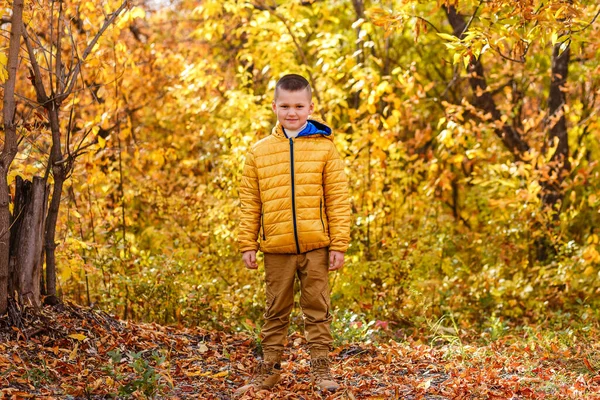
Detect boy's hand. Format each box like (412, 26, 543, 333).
(329, 250, 345, 271)
(242, 250, 258, 269)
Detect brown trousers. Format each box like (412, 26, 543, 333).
(262, 247, 332, 360)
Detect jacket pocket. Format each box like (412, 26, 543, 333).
(261, 206, 266, 240)
(319, 198, 325, 232)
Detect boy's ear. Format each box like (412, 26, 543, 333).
(309, 102, 314, 114)
(271, 101, 277, 112)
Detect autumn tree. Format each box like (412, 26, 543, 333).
(0, 0, 25, 315)
(20, 0, 599, 328)
(0, 0, 128, 312)
(437, 1, 576, 258)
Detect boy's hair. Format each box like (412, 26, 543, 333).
(275, 74, 312, 99)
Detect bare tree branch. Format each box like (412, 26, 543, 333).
(49, 1, 55, 96)
(22, 23, 52, 75)
(62, 1, 128, 102)
(55, 1, 65, 94)
(22, 27, 49, 105)
(459, 0, 483, 39)
(572, 8, 600, 33)
(489, 40, 531, 64)
(412, 16, 441, 33)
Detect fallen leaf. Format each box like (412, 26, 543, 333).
(583, 358, 596, 373)
(69, 343, 79, 361)
(418, 378, 432, 390)
(212, 370, 229, 378)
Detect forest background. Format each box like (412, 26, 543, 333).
(1, 0, 600, 345)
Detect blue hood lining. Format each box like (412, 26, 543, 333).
(283, 120, 331, 138)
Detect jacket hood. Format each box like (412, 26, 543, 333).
(272, 118, 333, 140)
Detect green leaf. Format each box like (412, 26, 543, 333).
(437, 32, 458, 41)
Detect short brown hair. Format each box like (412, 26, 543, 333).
(275, 74, 312, 99)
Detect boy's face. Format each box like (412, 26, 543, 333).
(272, 88, 314, 131)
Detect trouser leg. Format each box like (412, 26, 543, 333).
(261, 253, 296, 360)
(297, 248, 333, 355)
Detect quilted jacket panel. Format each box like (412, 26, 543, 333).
(239, 119, 351, 254)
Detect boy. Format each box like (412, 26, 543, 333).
(236, 74, 351, 395)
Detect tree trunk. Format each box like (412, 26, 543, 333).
(536, 43, 571, 261)
(44, 170, 65, 305)
(541, 43, 571, 209)
(8, 176, 48, 307)
(44, 106, 66, 306)
(0, 0, 25, 315)
(444, 5, 572, 262)
(0, 173, 12, 314)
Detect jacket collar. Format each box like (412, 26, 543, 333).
(272, 118, 333, 140)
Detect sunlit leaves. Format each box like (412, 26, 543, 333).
(8, 0, 591, 330)
(0, 51, 8, 83)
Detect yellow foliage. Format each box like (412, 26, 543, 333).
(0, 51, 8, 83)
(583, 246, 600, 263)
(3, 0, 594, 330)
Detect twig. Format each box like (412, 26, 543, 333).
(572, 8, 600, 33)
(65, 102, 74, 163)
(459, 0, 483, 39)
(412, 15, 441, 33)
(489, 41, 530, 64)
(61, 1, 128, 102)
(441, 64, 461, 99)
(440, 2, 484, 98)
(21, 26, 49, 104)
(55, 1, 65, 94)
(49, 0, 55, 95)
(23, 22, 52, 75)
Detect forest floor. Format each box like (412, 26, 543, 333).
(1, 302, 600, 399)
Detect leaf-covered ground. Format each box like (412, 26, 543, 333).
(1, 302, 600, 399)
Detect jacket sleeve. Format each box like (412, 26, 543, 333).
(323, 142, 351, 252)
(238, 149, 261, 252)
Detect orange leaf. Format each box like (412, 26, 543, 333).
(583, 358, 596, 373)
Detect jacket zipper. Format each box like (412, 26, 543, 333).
(289, 138, 301, 254)
(261, 206, 266, 240)
(320, 198, 325, 232)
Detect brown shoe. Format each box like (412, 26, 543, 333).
(234, 360, 282, 396)
(311, 357, 340, 392)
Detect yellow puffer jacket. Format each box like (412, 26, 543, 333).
(239, 119, 351, 254)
